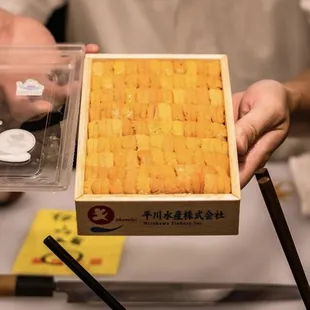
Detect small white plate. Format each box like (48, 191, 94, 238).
(0, 152, 31, 163)
(0, 129, 36, 155)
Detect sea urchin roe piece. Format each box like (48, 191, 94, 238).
(201, 138, 215, 152)
(109, 179, 123, 194)
(150, 177, 164, 193)
(149, 165, 161, 178)
(125, 60, 138, 74)
(157, 103, 172, 120)
(210, 106, 225, 124)
(224, 174, 231, 193)
(191, 171, 203, 194)
(172, 121, 184, 136)
(207, 60, 221, 77)
(185, 137, 201, 151)
(186, 60, 198, 74)
(121, 135, 137, 149)
(85, 166, 98, 180)
(203, 173, 218, 194)
(123, 169, 138, 194)
(160, 165, 176, 179)
(172, 89, 186, 104)
(171, 104, 184, 121)
(98, 152, 114, 168)
(175, 176, 185, 193)
(137, 150, 152, 165)
(164, 151, 178, 165)
(149, 135, 164, 149)
(125, 74, 138, 88)
(91, 178, 110, 194)
(173, 60, 186, 74)
(84, 179, 94, 194)
(97, 137, 110, 152)
(173, 74, 186, 88)
(192, 149, 204, 165)
(108, 166, 126, 181)
(114, 60, 126, 74)
(137, 172, 151, 194)
(114, 150, 127, 167)
(88, 121, 100, 138)
(161, 136, 174, 152)
(209, 123, 227, 138)
(215, 154, 230, 174)
(149, 59, 161, 74)
(133, 120, 148, 135)
(161, 60, 174, 75)
(87, 138, 98, 154)
(150, 148, 165, 165)
(126, 150, 139, 166)
(207, 76, 222, 89)
(209, 88, 224, 106)
(182, 104, 196, 121)
(164, 176, 179, 194)
(136, 134, 150, 150)
(109, 137, 122, 152)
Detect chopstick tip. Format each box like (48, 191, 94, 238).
(43, 235, 53, 246)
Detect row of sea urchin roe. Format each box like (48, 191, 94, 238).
(90, 58, 222, 81)
(84, 59, 231, 195)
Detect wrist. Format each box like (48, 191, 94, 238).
(283, 83, 301, 113)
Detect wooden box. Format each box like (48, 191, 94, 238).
(75, 54, 240, 236)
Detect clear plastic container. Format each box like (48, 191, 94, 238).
(0, 44, 85, 191)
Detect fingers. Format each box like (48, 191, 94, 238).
(86, 44, 99, 53)
(235, 106, 274, 157)
(239, 129, 286, 188)
(9, 98, 52, 122)
(232, 92, 244, 123)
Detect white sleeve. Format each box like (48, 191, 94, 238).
(300, 0, 310, 22)
(0, 0, 66, 24)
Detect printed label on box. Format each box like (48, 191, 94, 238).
(88, 206, 123, 233)
(80, 203, 238, 236)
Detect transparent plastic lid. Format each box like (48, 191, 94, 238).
(0, 44, 85, 191)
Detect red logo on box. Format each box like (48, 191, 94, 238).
(88, 206, 115, 225)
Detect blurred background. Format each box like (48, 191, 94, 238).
(46, 4, 67, 43)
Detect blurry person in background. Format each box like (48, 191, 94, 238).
(0, 0, 310, 205)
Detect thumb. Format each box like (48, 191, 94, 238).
(235, 107, 271, 156)
(232, 92, 244, 123)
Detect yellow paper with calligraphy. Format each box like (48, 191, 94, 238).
(12, 209, 126, 275)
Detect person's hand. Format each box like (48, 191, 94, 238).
(233, 79, 292, 188)
(0, 14, 99, 124)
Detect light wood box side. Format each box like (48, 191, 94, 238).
(75, 56, 92, 200)
(220, 55, 240, 200)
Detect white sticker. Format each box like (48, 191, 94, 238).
(0, 129, 36, 163)
(16, 79, 44, 96)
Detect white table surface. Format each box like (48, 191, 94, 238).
(0, 162, 309, 309)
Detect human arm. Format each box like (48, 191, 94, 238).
(0, 0, 65, 24)
(283, 70, 310, 112)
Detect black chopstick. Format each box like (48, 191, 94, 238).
(43, 235, 126, 310)
(255, 168, 310, 309)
